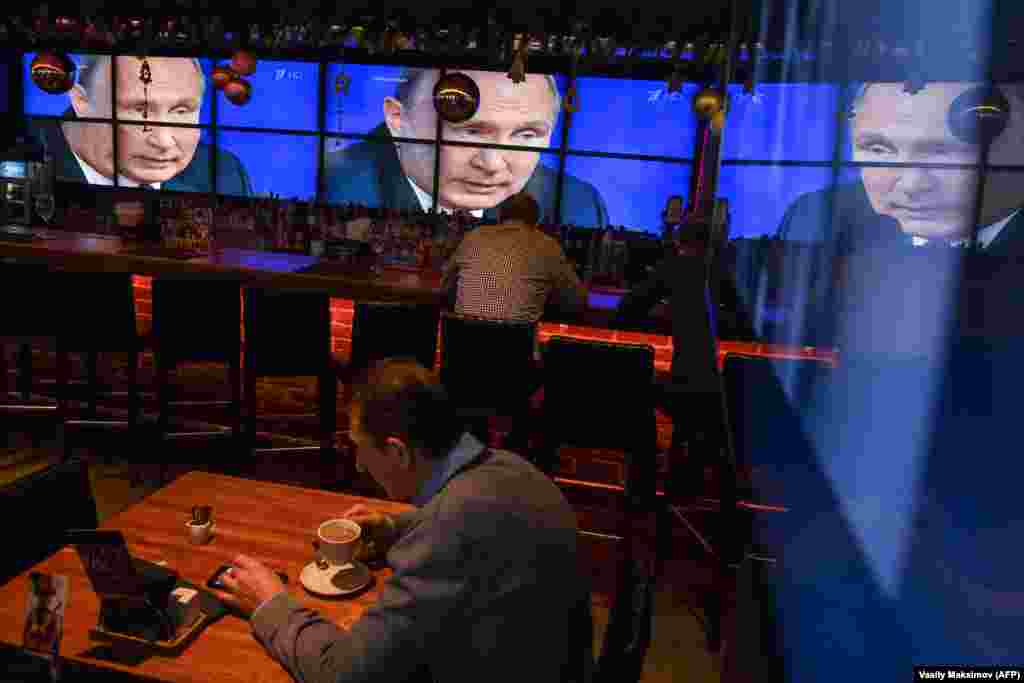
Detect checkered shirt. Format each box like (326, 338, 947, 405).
(441, 223, 586, 322)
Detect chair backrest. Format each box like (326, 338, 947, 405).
(152, 277, 241, 363)
(439, 314, 537, 409)
(55, 271, 138, 351)
(244, 287, 331, 378)
(594, 556, 655, 683)
(350, 301, 440, 373)
(0, 262, 57, 337)
(542, 336, 656, 454)
(0, 457, 97, 586)
(721, 354, 831, 504)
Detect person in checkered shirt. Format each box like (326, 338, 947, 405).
(441, 192, 588, 324)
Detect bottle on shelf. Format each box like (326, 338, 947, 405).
(292, 199, 306, 253)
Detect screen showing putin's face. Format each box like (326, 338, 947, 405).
(383, 70, 558, 211)
(67, 56, 203, 185)
(851, 82, 1024, 242)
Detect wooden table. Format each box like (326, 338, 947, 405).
(0, 471, 412, 683)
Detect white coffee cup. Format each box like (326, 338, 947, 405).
(186, 520, 215, 545)
(315, 518, 361, 567)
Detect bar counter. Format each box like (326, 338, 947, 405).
(0, 229, 837, 373)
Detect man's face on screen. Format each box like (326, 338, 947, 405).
(852, 82, 988, 241)
(70, 57, 202, 184)
(385, 70, 556, 211)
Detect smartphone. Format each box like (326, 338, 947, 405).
(206, 564, 288, 591)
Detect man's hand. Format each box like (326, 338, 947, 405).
(342, 504, 397, 563)
(212, 554, 287, 619)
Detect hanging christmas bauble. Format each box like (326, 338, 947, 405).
(947, 85, 1011, 146)
(224, 78, 252, 105)
(230, 50, 257, 76)
(710, 110, 726, 134)
(30, 52, 76, 94)
(211, 64, 238, 91)
(432, 72, 480, 124)
(693, 88, 724, 119)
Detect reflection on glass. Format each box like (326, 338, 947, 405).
(560, 155, 691, 230)
(722, 83, 838, 161)
(322, 137, 435, 209)
(216, 60, 319, 131)
(566, 77, 699, 158)
(217, 130, 316, 199)
(717, 165, 837, 238)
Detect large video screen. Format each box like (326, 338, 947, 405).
(23, 53, 214, 192)
(215, 130, 318, 199)
(23, 53, 213, 124)
(322, 137, 436, 209)
(436, 149, 562, 222)
(561, 155, 691, 230)
(761, 82, 1024, 249)
(325, 64, 566, 152)
(567, 76, 699, 159)
(722, 83, 839, 162)
(215, 59, 319, 131)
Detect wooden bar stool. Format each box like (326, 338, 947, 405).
(539, 336, 659, 502)
(439, 313, 540, 450)
(151, 276, 243, 481)
(243, 287, 337, 477)
(339, 300, 441, 400)
(0, 261, 62, 447)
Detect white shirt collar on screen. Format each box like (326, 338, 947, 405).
(910, 208, 1019, 249)
(405, 175, 483, 218)
(71, 150, 161, 190)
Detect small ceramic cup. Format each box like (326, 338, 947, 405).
(186, 520, 215, 545)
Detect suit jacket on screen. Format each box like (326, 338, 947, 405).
(28, 114, 253, 196)
(323, 123, 609, 227)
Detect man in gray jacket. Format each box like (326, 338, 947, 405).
(214, 358, 591, 682)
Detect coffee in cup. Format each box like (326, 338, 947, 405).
(315, 519, 361, 567)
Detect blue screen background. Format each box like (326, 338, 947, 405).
(216, 59, 319, 131)
(216, 130, 317, 199)
(562, 155, 692, 231)
(568, 77, 700, 159)
(723, 84, 839, 161)
(20, 57, 857, 234)
(23, 53, 213, 125)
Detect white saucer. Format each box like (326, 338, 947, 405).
(299, 561, 372, 597)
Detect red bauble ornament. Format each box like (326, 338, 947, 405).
(31, 52, 76, 95)
(224, 78, 252, 105)
(433, 72, 480, 123)
(230, 50, 257, 77)
(211, 64, 237, 91)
